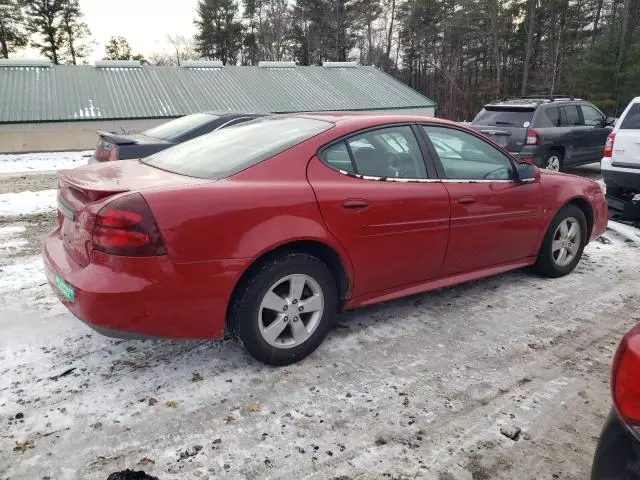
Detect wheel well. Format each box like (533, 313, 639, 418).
(227, 240, 350, 319)
(548, 146, 565, 158)
(567, 198, 594, 239)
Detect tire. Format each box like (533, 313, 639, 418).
(535, 204, 587, 278)
(229, 252, 338, 366)
(543, 150, 564, 172)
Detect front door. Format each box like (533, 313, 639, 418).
(420, 124, 543, 276)
(579, 104, 612, 162)
(307, 125, 451, 298)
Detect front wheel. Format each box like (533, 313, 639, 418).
(229, 252, 338, 366)
(535, 205, 587, 277)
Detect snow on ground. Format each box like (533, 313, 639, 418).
(608, 219, 640, 243)
(0, 189, 56, 216)
(1, 213, 639, 479)
(0, 150, 91, 174)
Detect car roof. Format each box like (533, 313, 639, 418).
(286, 111, 456, 129)
(485, 96, 584, 109)
(203, 111, 265, 118)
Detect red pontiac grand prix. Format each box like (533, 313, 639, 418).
(44, 114, 608, 365)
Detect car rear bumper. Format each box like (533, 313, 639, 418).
(43, 229, 250, 340)
(592, 409, 640, 479)
(601, 158, 640, 191)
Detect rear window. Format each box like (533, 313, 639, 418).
(620, 103, 640, 129)
(143, 117, 333, 179)
(472, 108, 534, 127)
(143, 113, 218, 141)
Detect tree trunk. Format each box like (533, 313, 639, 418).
(0, 38, 8, 59)
(591, 0, 603, 45)
(384, 0, 396, 70)
(614, 0, 632, 112)
(67, 26, 77, 65)
(367, 19, 372, 65)
(521, 0, 536, 96)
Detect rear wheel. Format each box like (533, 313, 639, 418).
(535, 205, 587, 277)
(229, 252, 338, 366)
(543, 150, 564, 172)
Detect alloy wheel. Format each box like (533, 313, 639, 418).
(258, 274, 324, 349)
(545, 155, 561, 171)
(551, 217, 581, 267)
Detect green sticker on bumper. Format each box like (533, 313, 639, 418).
(55, 275, 75, 303)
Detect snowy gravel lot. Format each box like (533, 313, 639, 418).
(1, 155, 639, 480)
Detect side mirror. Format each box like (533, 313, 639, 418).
(606, 116, 617, 127)
(515, 162, 537, 182)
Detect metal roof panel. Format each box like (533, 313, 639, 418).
(0, 65, 436, 123)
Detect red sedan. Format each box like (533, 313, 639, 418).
(44, 114, 608, 365)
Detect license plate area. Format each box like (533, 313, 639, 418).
(55, 275, 76, 303)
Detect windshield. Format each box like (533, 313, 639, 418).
(143, 113, 219, 141)
(143, 116, 333, 179)
(473, 108, 534, 127)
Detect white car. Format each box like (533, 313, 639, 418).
(602, 97, 640, 196)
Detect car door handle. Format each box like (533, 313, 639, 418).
(458, 196, 477, 205)
(343, 199, 369, 211)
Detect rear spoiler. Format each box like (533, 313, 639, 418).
(96, 130, 136, 145)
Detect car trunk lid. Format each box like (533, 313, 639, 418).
(93, 131, 170, 162)
(56, 161, 209, 266)
(611, 130, 640, 167)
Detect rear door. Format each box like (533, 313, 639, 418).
(420, 124, 543, 275)
(471, 106, 535, 155)
(612, 102, 640, 168)
(561, 104, 590, 165)
(307, 125, 451, 298)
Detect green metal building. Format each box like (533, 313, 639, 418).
(0, 59, 437, 153)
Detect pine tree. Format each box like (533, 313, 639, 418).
(104, 36, 132, 60)
(59, 0, 90, 64)
(24, 0, 64, 64)
(194, 0, 244, 65)
(0, 0, 27, 59)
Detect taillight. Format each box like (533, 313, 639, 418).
(612, 324, 640, 425)
(525, 129, 539, 145)
(107, 145, 119, 161)
(92, 193, 166, 256)
(604, 133, 616, 158)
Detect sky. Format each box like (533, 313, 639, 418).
(20, 0, 200, 63)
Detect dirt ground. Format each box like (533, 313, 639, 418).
(1, 166, 639, 480)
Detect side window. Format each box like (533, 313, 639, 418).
(545, 107, 561, 127)
(345, 126, 427, 179)
(581, 105, 604, 126)
(562, 106, 582, 126)
(321, 141, 355, 173)
(620, 103, 640, 130)
(422, 126, 514, 181)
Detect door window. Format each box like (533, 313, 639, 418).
(422, 126, 515, 181)
(562, 106, 582, 126)
(581, 105, 604, 127)
(345, 126, 427, 179)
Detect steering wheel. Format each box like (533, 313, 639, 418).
(483, 166, 510, 180)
